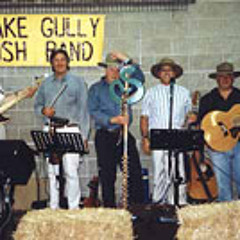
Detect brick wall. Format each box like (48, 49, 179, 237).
(1, 0, 240, 207)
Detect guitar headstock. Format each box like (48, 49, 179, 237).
(192, 90, 201, 107)
(34, 74, 48, 85)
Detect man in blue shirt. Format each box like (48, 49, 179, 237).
(88, 51, 144, 207)
(34, 49, 89, 209)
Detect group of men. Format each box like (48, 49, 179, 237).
(1, 48, 240, 209)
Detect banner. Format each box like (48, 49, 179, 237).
(0, 14, 105, 67)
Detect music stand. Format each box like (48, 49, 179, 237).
(0, 140, 36, 185)
(31, 130, 86, 208)
(150, 129, 204, 206)
(0, 140, 36, 232)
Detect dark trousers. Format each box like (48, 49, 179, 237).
(95, 129, 144, 207)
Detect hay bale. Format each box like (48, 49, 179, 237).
(14, 208, 133, 240)
(177, 201, 240, 240)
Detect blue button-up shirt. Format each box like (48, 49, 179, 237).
(88, 64, 145, 130)
(34, 72, 90, 140)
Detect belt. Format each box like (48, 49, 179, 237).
(98, 128, 121, 133)
(67, 123, 78, 127)
(45, 123, 78, 128)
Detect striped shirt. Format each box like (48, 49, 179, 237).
(141, 83, 191, 130)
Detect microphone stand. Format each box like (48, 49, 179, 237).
(168, 79, 175, 175)
(168, 78, 181, 206)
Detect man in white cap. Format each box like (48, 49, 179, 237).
(140, 58, 191, 205)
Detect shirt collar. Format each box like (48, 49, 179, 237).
(101, 76, 110, 86)
(51, 72, 69, 83)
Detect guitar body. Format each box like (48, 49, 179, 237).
(187, 152, 218, 202)
(201, 104, 240, 152)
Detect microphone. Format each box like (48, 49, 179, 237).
(170, 77, 176, 84)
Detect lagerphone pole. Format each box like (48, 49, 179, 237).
(109, 64, 145, 210)
(122, 81, 129, 210)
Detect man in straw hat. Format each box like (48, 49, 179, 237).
(140, 58, 191, 205)
(88, 51, 144, 207)
(198, 62, 240, 202)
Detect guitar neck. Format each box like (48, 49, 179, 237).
(0, 89, 29, 114)
(0, 83, 39, 114)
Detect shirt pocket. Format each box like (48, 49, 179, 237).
(65, 89, 77, 104)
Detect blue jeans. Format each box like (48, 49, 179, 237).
(208, 142, 240, 202)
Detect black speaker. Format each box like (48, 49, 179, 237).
(0, 140, 36, 185)
(130, 204, 178, 240)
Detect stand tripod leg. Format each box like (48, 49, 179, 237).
(173, 152, 180, 206)
(58, 159, 66, 209)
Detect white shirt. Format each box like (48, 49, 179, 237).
(141, 83, 191, 130)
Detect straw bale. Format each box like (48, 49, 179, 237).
(177, 200, 240, 240)
(14, 208, 133, 240)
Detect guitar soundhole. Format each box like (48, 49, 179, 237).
(218, 121, 228, 137)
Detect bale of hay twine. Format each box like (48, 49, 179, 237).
(14, 208, 133, 240)
(177, 200, 240, 240)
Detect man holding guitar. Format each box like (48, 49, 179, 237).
(198, 62, 240, 202)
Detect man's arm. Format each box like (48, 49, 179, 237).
(34, 83, 53, 117)
(88, 84, 129, 128)
(140, 115, 151, 155)
(77, 80, 90, 141)
(88, 85, 111, 127)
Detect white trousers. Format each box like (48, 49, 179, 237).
(152, 150, 186, 205)
(44, 125, 82, 209)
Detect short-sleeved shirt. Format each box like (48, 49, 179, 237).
(141, 83, 192, 130)
(198, 87, 240, 123)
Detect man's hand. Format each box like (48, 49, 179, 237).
(110, 115, 129, 125)
(84, 140, 89, 153)
(42, 107, 55, 117)
(26, 86, 38, 98)
(110, 51, 128, 62)
(141, 137, 151, 155)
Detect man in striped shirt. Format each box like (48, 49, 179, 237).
(140, 58, 191, 205)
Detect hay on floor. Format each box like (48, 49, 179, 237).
(177, 200, 240, 240)
(14, 208, 133, 240)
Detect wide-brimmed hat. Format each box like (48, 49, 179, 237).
(151, 58, 183, 79)
(209, 62, 240, 79)
(98, 53, 121, 68)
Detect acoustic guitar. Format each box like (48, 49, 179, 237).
(0, 76, 43, 124)
(201, 104, 240, 152)
(187, 151, 218, 202)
